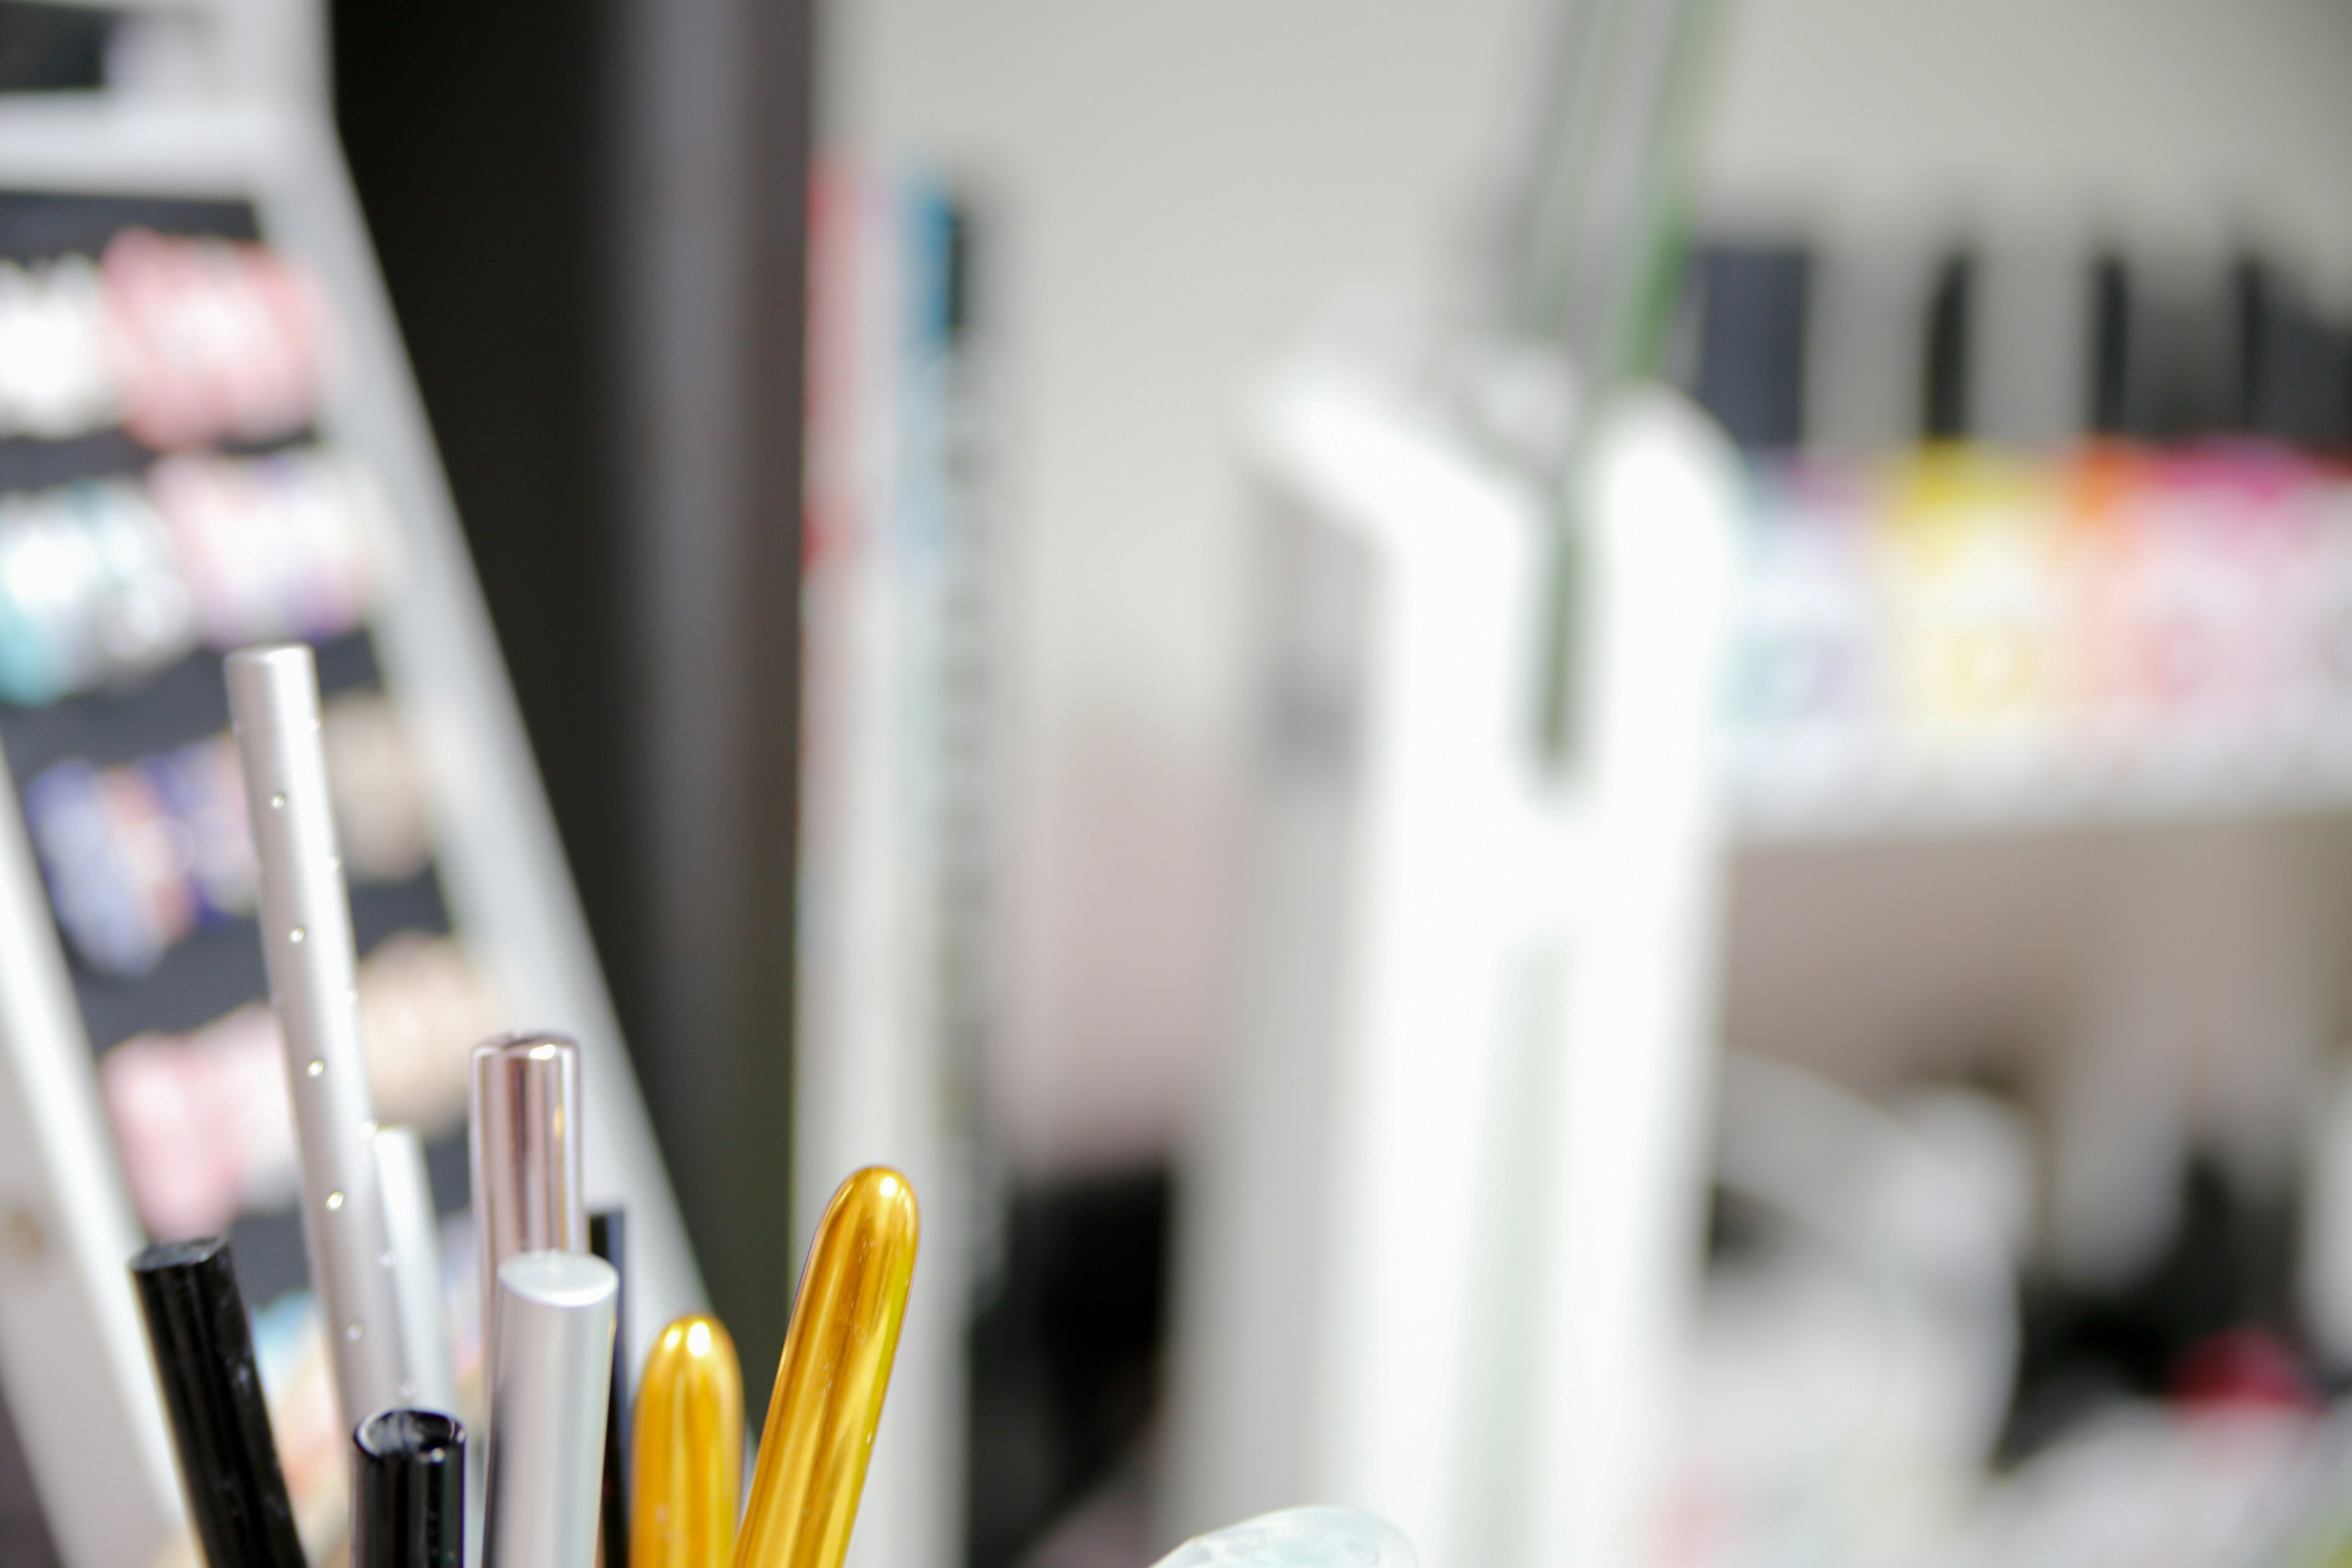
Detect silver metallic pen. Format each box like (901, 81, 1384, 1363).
(227, 644, 411, 1422)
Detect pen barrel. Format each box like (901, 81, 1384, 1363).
(353, 1409, 466, 1568)
(737, 1168, 919, 1568)
(129, 1237, 307, 1568)
(470, 1033, 587, 1392)
(486, 1251, 617, 1568)
(227, 644, 409, 1424)
(630, 1314, 742, 1568)
(375, 1126, 458, 1416)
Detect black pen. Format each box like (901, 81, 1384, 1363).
(354, 1409, 466, 1568)
(590, 1208, 628, 1568)
(129, 1237, 307, 1568)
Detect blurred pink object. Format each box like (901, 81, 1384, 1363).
(100, 933, 505, 1238)
(102, 1008, 290, 1238)
(101, 228, 331, 451)
(2169, 1329, 2316, 1412)
(149, 451, 383, 647)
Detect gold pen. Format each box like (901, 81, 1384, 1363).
(735, 1168, 920, 1568)
(634, 1314, 745, 1568)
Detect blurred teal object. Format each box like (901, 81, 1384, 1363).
(1152, 1509, 1417, 1568)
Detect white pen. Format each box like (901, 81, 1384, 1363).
(227, 644, 411, 1422)
(486, 1251, 616, 1568)
(374, 1124, 459, 1415)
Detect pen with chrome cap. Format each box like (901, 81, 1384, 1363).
(632, 1313, 742, 1568)
(735, 1167, 918, 1568)
(227, 643, 413, 1423)
(470, 1032, 587, 1404)
(129, 1236, 307, 1568)
(486, 1250, 617, 1568)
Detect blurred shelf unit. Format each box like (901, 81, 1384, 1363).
(1686, 233, 2352, 842)
(0, 0, 329, 107)
(0, 8, 703, 1567)
(1724, 444, 2352, 842)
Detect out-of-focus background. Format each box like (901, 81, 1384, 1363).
(12, 0, 2352, 1564)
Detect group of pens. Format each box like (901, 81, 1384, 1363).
(118, 643, 918, 1568)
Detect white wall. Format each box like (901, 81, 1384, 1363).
(824, 0, 2352, 1176)
(827, 0, 1541, 737)
(1705, 0, 2352, 282)
(824, 0, 1544, 1172)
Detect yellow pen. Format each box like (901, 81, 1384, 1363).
(735, 1167, 920, 1568)
(634, 1313, 745, 1568)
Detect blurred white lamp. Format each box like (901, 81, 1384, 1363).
(1153, 1507, 1416, 1568)
(1165, 317, 1737, 1568)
